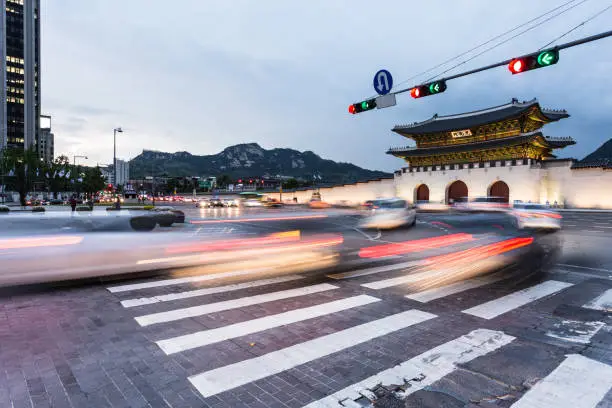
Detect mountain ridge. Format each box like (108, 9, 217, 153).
(129, 143, 391, 183)
(581, 138, 612, 163)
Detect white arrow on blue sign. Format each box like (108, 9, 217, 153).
(373, 69, 393, 95)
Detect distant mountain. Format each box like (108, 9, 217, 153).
(582, 138, 612, 163)
(129, 143, 391, 184)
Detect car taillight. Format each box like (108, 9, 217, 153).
(543, 213, 562, 219)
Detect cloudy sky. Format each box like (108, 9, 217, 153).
(41, 0, 612, 172)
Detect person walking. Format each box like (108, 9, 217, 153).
(69, 195, 77, 212)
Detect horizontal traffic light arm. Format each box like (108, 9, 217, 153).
(392, 28, 612, 96)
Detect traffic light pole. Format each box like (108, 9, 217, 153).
(393, 29, 612, 96)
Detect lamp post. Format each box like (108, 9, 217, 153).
(113, 127, 123, 193)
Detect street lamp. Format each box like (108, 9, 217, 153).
(113, 127, 123, 192)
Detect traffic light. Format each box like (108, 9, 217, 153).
(508, 48, 559, 74)
(410, 80, 447, 99)
(348, 98, 377, 114)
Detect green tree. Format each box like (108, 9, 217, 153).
(217, 174, 232, 188)
(47, 155, 71, 198)
(82, 166, 106, 196)
(283, 178, 299, 189)
(2, 146, 41, 206)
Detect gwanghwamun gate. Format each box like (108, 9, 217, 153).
(270, 98, 612, 209)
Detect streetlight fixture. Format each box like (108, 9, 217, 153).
(113, 127, 123, 192)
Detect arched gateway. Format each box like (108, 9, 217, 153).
(447, 181, 468, 204)
(489, 181, 510, 202)
(415, 184, 429, 201)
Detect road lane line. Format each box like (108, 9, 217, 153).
(188, 309, 436, 398)
(120, 275, 304, 307)
(545, 320, 605, 344)
(593, 225, 612, 229)
(510, 354, 612, 408)
(135, 283, 339, 326)
(405, 275, 506, 303)
(556, 264, 612, 273)
(583, 288, 612, 312)
(304, 329, 514, 408)
(462, 280, 574, 320)
(107, 268, 272, 293)
(157, 295, 381, 354)
(326, 260, 423, 280)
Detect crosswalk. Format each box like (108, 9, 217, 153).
(107, 259, 612, 407)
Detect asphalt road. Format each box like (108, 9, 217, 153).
(0, 207, 610, 408)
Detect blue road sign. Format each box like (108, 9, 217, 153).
(373, 69, 393, 95)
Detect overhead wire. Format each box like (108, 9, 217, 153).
(539, 2, 612, 49)
(389, 0, 581, 92)
(420, 0, 591, 84)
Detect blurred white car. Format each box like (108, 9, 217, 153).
(459, 196, 510, 212)
(359, 198, 416, 229)
(243, 199, 263, 207)
(415, 200, 449, 212)
(512, 203, 562, 230)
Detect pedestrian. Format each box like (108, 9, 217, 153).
(114, 196, 121, 210)
(69, 195, 77, 212)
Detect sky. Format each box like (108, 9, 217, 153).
(40, 0, 612, 172)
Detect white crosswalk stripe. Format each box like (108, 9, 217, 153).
(326, 260, 423, 280)
(120, 275, 304, 307)
(188, 309, 437, 398)
(510, 354, 612, 408)
(156, 294, 381, 355)
(135, 283, 339, 326)
(462, 280, 574, 319)
(304, 328, 515, 408)
(405, 274, 506, 303)
(107, 268, 272, 293)
(361, 268, 449, 290)
(583, 288, 612, 311)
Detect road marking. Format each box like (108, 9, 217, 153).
(545, 320, 605, 344)
(107, 268, 271, 293)
(157, 295, 381, 354)
(405, 275, 506, 303)
(304, 329, 515, 408)
(462, 280, 574, 320)
(594, 225, 612, 229)
(511, 354, 612, 408)
(556, 264, 612, 273)
(326, 260, 423, 280)
(120, 275, 304, 307)
(361, 269, 448, 290)
(583, 288, 612, 312)
(135, 283, 339, 326)
(563, 224, 577, 227)
(188, 309, 436, 398)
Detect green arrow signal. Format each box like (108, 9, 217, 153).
(537, 51, 557, 66)
(429, 83, 440, 93)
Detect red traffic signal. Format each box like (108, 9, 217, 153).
(508, 58, 526, 74)
(348, 98, 377, 114)
(348, 104, 356, 114)
(508, 49, 559, 75)
(410, 80, 446, 99)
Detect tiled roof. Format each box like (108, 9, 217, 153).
(571, 159, 612, 169)
(393, 98, 568, 135)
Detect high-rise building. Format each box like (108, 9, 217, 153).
(1, 0, 41, 151)
(38, 114, 53, 163)
(100, 160, 130, 187)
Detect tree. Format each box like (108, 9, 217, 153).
(82, 167, 106, 196)
(2, 146, 41, 206)
(283, 178, 299, 189)
(217, 174, 232, 188)
(47, 155, 71, 198)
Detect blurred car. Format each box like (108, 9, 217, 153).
(49, 199, 64, 205)
(224, 198, 239, 207)
(264, 199, 283, 208)
(512, 203, 562, 230)
(196, 199, 211, 208)
(243, 198, 264, 207)
(359, 198, 416, 229)
(415, 200, 449, 212)
(334, 200, 354, 208)
(458, 196, 509, 212)
(309, 199, 331, 209)
(210, 198, 225, 207)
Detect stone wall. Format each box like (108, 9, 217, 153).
(268, 160, 612, 209)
